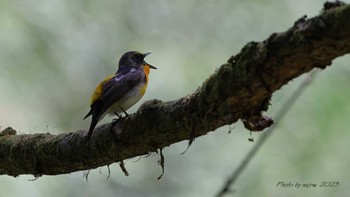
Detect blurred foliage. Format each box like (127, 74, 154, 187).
(0, 0, 350, 197)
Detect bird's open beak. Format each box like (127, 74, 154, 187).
(143, 52, 157, 69)
(143, 52, 151, 57)
(148, 64, 157, 69)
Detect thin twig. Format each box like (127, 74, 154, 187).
(157, 148, 165, 180)
(215, 70, 319, 197)
(119, 160, 129, 176)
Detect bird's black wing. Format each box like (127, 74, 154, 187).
(99, 66, 144, 113)
(85, 66, 144, 139)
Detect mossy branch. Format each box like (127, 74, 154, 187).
(1, 2, 350, 177)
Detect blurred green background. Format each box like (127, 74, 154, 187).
(1, 0, 350, 196)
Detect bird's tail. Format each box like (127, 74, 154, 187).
(87, 115, 99, 140)
(83, 108, 93, 120)
(84, 102, 103, 140)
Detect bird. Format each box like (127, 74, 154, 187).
(84, 51, 157, 139)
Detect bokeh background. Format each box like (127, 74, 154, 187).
(1, 0, 350, 196)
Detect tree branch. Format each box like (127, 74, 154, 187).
(1, 2, 350, 177)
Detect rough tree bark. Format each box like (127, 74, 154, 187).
(0, 2, 350, 177)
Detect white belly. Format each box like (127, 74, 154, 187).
(107, 82, 146, 115)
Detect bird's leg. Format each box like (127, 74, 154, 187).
(110, 113, 121, 136)
(112, 106, 128, 123)
(120, 106, 129, 117)
(111, 108, 128, 138)
(113, 112, 122, 121)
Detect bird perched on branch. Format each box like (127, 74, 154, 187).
(84, 51, 157, 139)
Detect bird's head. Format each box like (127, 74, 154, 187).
(118, 51, 157, 70)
